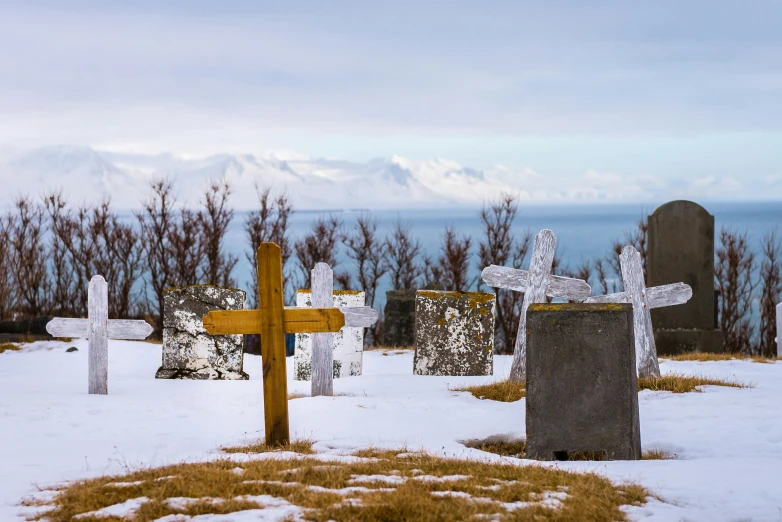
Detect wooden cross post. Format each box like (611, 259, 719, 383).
(776, 302, 781, 358)
(584, 246, 692, 378)
(202, 243, 378, 445)
(46, 275, 154, 395)
(481, 229, 592, 384)
(309, 262, 378, 397)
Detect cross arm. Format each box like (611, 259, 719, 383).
(46, 318, 154, 340)
(583, 282, 692, 309)
(481, 265, 592, 301)
(202, 306, 376, 335)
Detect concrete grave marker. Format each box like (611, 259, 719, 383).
(526, 303, 641, 461)
(481, 229, 592, 383)
(294, 289, 367, 382)
(46, 275, 153, 395)
(585, 246, 692, 378)
(156, 285, 248, 380)
(414, 290, 495, 376)
(647, 200, 724, 354)
(382, 290, 416, 347)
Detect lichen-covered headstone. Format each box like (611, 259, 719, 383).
(156, 285, 248, 380)
(294, 290, 365, 380)
(526, 303, 641, 461)
(413, 290, 495, 376)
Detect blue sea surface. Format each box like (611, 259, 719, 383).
(224, 201, 782, 310)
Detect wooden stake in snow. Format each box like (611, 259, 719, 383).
(776, 302, 781, 357)
(46, 275, 154, 395)
(481, 229, 592, 383)
(201, 244, 379, 445)
(584, 246, 692, 377)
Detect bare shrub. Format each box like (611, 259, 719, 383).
(199, 179, 238, 287)
(606, 216, 648, 287)
(168, 207, 202, 288)
(477, 194, 532, 354)
(420, 253, 443, 288)
(593, 258, 613, 295)
(43, 191, 77, 316)
(0, 213, 16, 319)
(715, 227, 756, 354)
(343, 213, 388, 345)
(245, 186, 295, 306)
(383, 219, 422, 291)
(293, 215, 349, 290)
(136, 178, 177, 330)
(436, 226, 473, 292)
(758, 229, 782, 357)
(8, 196, 51, 317)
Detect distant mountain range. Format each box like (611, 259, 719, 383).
(0, 145, 774, 209)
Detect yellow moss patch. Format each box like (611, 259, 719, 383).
(664, 353, 781, 364)
(638, 373, 750, 393)
(466, 440, 675, 462)
(221, 438, 315, 455)
(528, 303, 627, 312)
(25, 449, 651, 522)
(417, 290, 496, 305)
(0, 342, 21, 354)
(451, 380, 526, 402)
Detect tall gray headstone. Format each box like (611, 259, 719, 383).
(526, 303, 641, 461)
(382, 290, 417, 347)
(156, 285, 248, 380)
(647, 200, 724, 354)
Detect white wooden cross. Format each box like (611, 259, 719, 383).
(46, 275, 154, 395)
(584, 246, 692, 378)
(309, 262, 378, 396)
(481, 229, 592, 384)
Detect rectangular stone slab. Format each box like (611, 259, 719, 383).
(526, 303, 641, 461)
(413, 290, 495, 377)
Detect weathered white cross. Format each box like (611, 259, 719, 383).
(309, 262, 378, 396)
(481, 229, 592, 384)
(584, 245, 692, 378)
(46, 275, 154, 395)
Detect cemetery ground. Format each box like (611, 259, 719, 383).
(2, 343, 781, 521)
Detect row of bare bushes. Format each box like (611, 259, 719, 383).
(0, 177, 777, 354)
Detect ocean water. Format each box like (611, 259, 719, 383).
(224, 201, 782, 310)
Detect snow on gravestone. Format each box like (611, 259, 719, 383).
(294, 289, 366, 380)
(413, 290, 495, 376)
(156, 285, 248, 380)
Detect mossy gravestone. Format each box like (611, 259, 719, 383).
(156, 285, 248, 380)
(526, 303, 641, 461)
(413, 290, 495, 376)
(294, 289, 366, 380)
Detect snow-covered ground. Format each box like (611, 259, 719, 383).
(1, 340, 781, 521)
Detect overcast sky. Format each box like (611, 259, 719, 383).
(1, 1, 780, 195)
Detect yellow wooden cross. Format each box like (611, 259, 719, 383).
(202, 242, 346, 445)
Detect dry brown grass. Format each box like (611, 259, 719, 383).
(664, 353, 781, 364)
(451, 380, 526, 402)
(0, 342, 21, 354)
(221, 438, 315, 455)
(464, 440, 676, 462)
(24, 448, 651, 522)
(637, 373, 750, 393)
(288, 392, 308, 400)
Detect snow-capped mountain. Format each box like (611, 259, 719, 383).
(0, 145, 769, 210)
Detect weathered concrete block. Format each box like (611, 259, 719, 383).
(294, 290, 365, 380)
(648, 200, 723, 353)
(526, 303, 641, 461)
(156, 285, 248, 380)
(382, 290, 416, 347)
(413, 290, 495, 376)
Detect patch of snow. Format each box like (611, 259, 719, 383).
(412, 474, 470, 483)
(73, 497, 149, 519)
(348, 474, 408, 485)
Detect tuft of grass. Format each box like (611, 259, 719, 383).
(25, 448, 651, 522)
(466, 439, 676, 462)
(638, 373, 750, 393)
(0, 342, 21, 354)
(288, 392, 308, 400)
(641, 449, 676, 460)
(451, 380, 525, 402)
(221, 438, 315, 455)
(664, 353, 781, 364)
